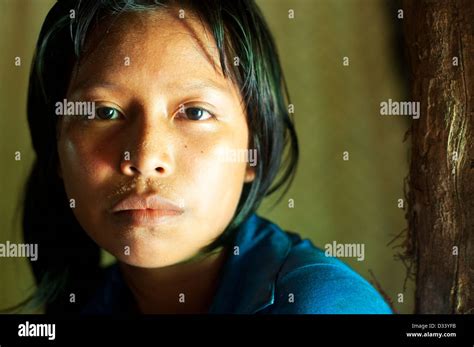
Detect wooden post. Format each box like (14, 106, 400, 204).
(403, 0, 474, 313)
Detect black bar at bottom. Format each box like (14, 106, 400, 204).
(0, 314, 472, 346)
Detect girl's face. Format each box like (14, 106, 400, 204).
(57, 10, 254, 268)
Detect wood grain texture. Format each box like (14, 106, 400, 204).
(403, 0, 474, 313)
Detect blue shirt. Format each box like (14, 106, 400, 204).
(82, 214, 392, 314)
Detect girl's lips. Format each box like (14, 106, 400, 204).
(111, 193, 184, 213)
(113, 209, 183, 227)
(110, 193, 184, 226)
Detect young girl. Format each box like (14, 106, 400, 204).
(23, 0, 391, 314)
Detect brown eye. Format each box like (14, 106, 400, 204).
(183, 107, 213, 121)
(95, 107, 122, 120)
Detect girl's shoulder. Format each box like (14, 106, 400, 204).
(220, 214, 393, 314)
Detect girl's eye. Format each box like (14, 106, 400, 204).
(180, 107, 214, 121)
(95, 106, 122, 120)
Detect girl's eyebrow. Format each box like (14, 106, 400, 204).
(170, 79, 229, 93)
(69, 78, 230, 97)
(68, 82, 124, 98)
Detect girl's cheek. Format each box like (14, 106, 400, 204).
(180, 137, 248, 207)
(178, 132, 238, 174)
(59, 128, 116, 186)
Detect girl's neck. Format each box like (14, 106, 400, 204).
(119, 247, 228, 314)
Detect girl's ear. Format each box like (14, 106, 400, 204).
(244, 165, 256, 183)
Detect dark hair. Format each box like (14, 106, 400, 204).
(20, 0, 298, 313)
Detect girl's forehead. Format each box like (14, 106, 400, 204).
(82, 9, 220, 67)
(72, 9, 227, 89)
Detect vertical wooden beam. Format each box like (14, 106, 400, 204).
(403, 0, 474, 313)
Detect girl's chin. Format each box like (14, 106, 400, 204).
(99, 237, 196, 268)
(113, 253, 189, 269)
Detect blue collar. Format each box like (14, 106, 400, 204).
(208, 214, 292, 313)
(82, 214, 293, 314)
